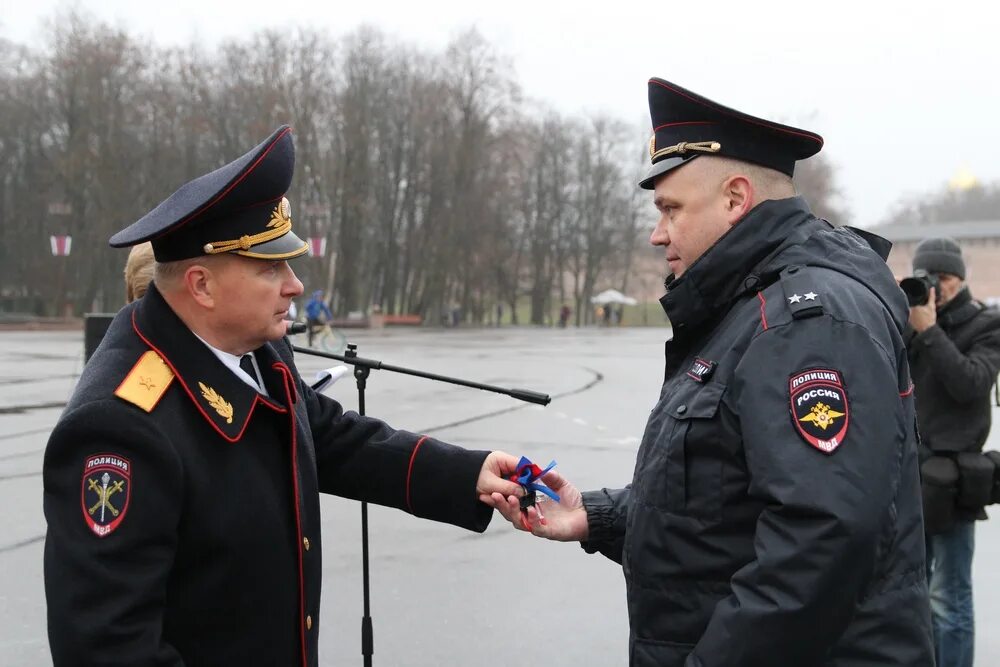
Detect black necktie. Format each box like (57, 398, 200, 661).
(239, 354, 258, 387)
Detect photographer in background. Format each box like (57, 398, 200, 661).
(905, 236, 1000, 667)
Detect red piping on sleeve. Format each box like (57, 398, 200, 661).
(900, 384, 915, 398)
(405, 436, 428, 513)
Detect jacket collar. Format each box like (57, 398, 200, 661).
(660, 196, 822, 331)
(938, 287, 980, 329)
(132, 283, 289, 441)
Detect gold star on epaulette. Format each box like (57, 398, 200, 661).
(114, 351, 175, 412)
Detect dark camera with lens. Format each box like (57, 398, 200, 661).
(900, 269, 940, 307)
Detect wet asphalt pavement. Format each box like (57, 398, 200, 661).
(1, 326, 998, 666)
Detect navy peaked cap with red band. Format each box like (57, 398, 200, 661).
(639, 78, 824, 189)
(109, 126, 308, 262)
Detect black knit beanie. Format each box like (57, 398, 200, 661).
(912, 237, 966, 280)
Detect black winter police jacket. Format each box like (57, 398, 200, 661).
(582, 197, 934, 667)
(43, 283, 493, 666)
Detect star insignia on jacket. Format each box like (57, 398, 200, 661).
(788, 292, 819, 304)
(114, 351, 174, 413)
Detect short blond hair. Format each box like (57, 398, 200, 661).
(699, 156, 796, 200)
(124, 242, 155, 303)
(152, 255, 222, 293)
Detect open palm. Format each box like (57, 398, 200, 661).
(481, 469, 589, 542)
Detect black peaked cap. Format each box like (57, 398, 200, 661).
(640, 78, 824, 189)
(109, 126, 307, 262)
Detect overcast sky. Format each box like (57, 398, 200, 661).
(2, 0, 997, 226)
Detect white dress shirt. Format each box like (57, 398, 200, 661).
(192, 333, 268, 396)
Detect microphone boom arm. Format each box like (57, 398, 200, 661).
(291, 344, 551, 406)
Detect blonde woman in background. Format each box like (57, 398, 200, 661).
(124, 241, 155, 303)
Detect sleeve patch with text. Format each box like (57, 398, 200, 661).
(789, 369, 849, 454)
(81, 454, 132, 537)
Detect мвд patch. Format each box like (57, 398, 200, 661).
(81, 454, 132, 537)
(789, 369, 849, 454)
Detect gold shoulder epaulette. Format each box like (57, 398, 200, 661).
(114, 350, 175, 412)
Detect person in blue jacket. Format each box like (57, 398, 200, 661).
(304, 289, 333, 346)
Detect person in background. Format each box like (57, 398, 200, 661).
(558, 304, 572, 328)
(304, 289, 333, 346)
(905, 237, 1000, 667)
(124, 241, 155, 303)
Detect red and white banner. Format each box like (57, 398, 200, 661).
(50, 235, 72, 256)
(308, 237, 326, 257)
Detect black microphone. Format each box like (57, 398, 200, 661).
(287, 321, 308, 335)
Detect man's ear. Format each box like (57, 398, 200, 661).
(184, 264, 216, 308)
(723, 175, 754, 226)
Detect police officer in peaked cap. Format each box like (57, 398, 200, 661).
(486, 79, 934, 666)
(42, 126, 527, 666)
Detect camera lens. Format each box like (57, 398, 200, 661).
(900, 277, 929, 307)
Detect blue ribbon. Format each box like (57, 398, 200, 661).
(512, 456, 560, 502)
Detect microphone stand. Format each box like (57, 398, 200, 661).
(292, 342, 550, 667)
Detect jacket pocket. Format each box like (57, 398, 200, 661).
(987, 451, 1000, 504)
(955, 451, 996, 510)
(636, 381, 726, 517)
(920, 455, 958, 534)
(631, 637, 695, 667)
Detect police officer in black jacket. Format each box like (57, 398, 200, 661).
(905, 237, 1000, 667)
(485, 79, 934, 666)
(42, 126, 525, 666)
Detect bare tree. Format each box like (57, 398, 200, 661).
(566, 116, 635, 325)
(1, 14, 662, 325)
(794, 153, 850, 225)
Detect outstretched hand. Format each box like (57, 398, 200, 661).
(480, 469, 589, 542)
